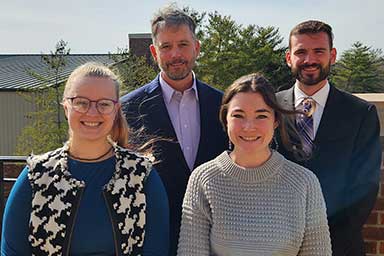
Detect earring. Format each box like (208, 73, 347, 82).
(228, 140, 233, 151)
(270, 135, 279, 151)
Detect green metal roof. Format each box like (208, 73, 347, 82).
(0, 54, 115, 91)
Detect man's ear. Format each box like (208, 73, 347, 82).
(285, 50, 292, 68)
(195, 39, 201, 56)
(330, 48, 337, 65)
(150, 44, 158, 63)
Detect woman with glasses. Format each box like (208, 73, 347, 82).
(1, 62, 169, 256)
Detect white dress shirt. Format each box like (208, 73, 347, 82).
(160, 72, 200, 170)
(294, 81, 330, 137)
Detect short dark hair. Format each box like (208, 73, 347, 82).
(289, 20, 334, 49)
(151, 4, 196, 44)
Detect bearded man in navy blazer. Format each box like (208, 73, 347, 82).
(120, 5, 227, 256)
(277, 20, 381, 256)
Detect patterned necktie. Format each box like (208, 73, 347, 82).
(296, 97, 316, 155)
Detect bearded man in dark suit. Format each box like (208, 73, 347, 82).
(277, 20, 381, 256)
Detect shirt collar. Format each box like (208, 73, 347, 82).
(294, 80, 330, 109)
(159, 71, 199, 104)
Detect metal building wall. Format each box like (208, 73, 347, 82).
(0, 91, 35, 155)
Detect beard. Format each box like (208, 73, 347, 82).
(159, 57, 196, 81)
(291, 61, 331, 86)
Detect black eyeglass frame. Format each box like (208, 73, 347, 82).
(65, 96, 119, 114)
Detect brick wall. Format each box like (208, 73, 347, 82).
(2, 151, 384, 253)
(364, 152, 384, 255)
(128, 33, 156, 68)
(2, 163, 24, 202)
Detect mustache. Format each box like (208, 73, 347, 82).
(299, 63, 321, 69)
(167, 59, 187, 65)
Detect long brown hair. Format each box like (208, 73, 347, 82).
(220, 73, 304, 157)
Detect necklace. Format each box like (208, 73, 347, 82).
(69, 147, 113, 161)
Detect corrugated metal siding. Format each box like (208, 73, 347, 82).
(0, 54, 115, 155)
(0, 92, 36, 155)
(0, 54, 114, 90)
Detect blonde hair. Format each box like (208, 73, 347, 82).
(63, 62, 129, 147)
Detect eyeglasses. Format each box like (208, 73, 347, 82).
(66, 97, 118, 114)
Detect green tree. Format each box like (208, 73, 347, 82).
(109, 49, 157, 95)
(331, 41, 384, 92)
(235, 25, 293, 90)
(182, 6, 206, 40)
(15, 40, 70, 155)
(195, 11, 292, 91)
(196, 11, 241, 90)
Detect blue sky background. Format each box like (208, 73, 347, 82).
(2, 0, 383, 58)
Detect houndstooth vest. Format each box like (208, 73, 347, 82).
(27, 141, 152, 256)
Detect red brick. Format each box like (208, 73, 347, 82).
(365, 240, 377, 254)
(374, 198, 384, 211)
(3, 163, 25, 201)
(380, 183, 384, 198)
(380, 213, 384, 225)
(366, 212, 379, 225)
(380, 184, 384, 198)
(363, 227, 384, 240)
(381, 155, 384, 169)
(4, 163, 24, 178)
(380, 241, 384, 253)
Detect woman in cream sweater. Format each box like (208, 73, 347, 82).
(177, 73, 331, 256)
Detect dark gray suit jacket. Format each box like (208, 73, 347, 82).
(277, 85, 381, 256)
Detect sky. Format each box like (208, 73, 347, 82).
(2, 0, 383, 57)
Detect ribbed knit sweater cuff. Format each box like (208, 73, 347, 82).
(215, 150, 284, 183)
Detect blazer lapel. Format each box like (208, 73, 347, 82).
(279, 86, 342, 143)
(142, 80, 176, 139)
(279, 86, 295, 110)
(314, 85, 346, 143)
(279, 87, 296, 128)
(194, 81, 209, 167)
(142, 77, 189, 170)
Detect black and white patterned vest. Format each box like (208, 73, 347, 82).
(27, 141, 152, 256)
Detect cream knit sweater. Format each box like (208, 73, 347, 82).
(177, 151, 331, 256)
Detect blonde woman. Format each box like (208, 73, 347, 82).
(1, 62, 169, 255)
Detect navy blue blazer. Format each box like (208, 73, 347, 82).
(277, 85, 381, 256)
(120, 75, 228, 256)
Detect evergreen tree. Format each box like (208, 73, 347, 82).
(16, 40, 70, 154)
(182, 6, 206, 40)
(192, 11, 292, 90)
(197, 11, 241, 90)
(109, 49, 157, 95)
(331, 41, 384, 92)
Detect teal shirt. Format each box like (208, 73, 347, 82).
(1, 156, 169, 255)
